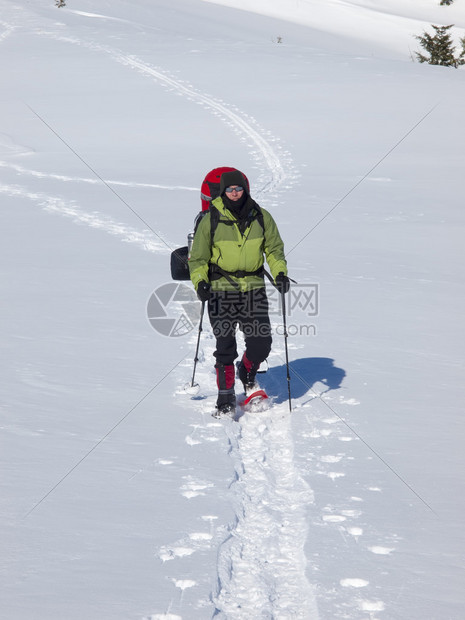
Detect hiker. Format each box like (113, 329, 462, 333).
(189, 168, 290, 414)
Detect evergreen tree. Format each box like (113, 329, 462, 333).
(439, 1, 454, 6)
(415, 24, 465, 67)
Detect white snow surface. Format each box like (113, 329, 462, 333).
(1, 1, 464, 619)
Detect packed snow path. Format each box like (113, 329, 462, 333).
(213, 408, 319, 618)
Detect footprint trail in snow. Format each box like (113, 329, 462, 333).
(213, 407, 319, 619)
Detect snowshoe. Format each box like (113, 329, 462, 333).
(242, 385, 269, 412)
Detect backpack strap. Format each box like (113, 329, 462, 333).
(209, 204, 221, 247)
(254, 204, 265, 233)
(193, 210, 207, 235)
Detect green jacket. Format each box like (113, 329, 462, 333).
(189, 196, 287, 293)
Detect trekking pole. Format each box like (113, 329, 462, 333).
(281, 289, 292, 412)
(191, 300, 205, 388)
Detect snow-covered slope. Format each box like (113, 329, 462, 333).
(1, 1, 464, 619)
(202, 0, 465, 57)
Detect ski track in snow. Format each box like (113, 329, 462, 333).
(0, 157, 193, 252)
(0, 19, 15, 42)
(35, 29, 296, 198)
(0, 160, 197, 192)
(0, 182, 169, 254)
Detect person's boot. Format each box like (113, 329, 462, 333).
(237, 353, 260, 392)
(214, 363, 236, 416)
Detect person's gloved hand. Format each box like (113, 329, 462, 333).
(275, 272, 290, 294)
(197, 280, 211, 302)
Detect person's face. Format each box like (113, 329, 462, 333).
(224, 186, 244, 202)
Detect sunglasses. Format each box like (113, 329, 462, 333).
(225, 186, 244, 193)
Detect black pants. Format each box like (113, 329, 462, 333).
(208, 287, 272, 366)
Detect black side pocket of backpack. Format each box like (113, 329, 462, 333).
(170, 246, 190, 281)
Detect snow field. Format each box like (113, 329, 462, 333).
(1, 0, 464, 619)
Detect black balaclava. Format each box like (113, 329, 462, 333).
(220, 170, 249, 218)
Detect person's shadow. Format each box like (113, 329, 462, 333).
(259, 357, 346, 405)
